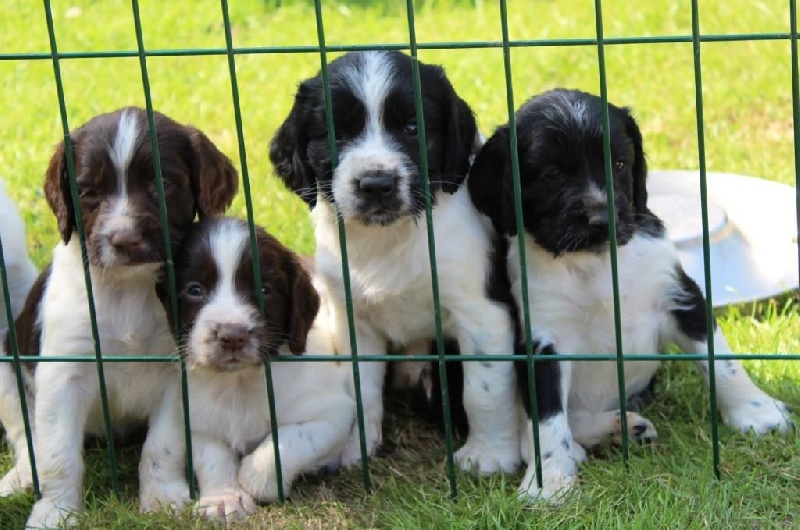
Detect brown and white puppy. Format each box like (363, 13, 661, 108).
(0, 107, 238, 529)
(139, 217, 354, 521)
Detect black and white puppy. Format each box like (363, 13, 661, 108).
(270, 50, 520, 472)
(0, 107, 238, 528)
(468, 89, 794, 502)
(140, 217, 355, 520)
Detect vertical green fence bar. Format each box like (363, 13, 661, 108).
(404, 0, 458, 499)
(0, 238, 40, 497)
(498, 0, 543, 489)
(593, 0, 630, 464)
(312, 0, 373, 493)
(129, 0, 197, 498)
(790, 0, 800, 286)
(690, 0, 722, 479)
(219, 0, 286, 502)
(42, 0, 121, 496)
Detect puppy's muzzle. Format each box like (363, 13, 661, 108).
(582, 198, 617, 227)
(215, 323, 250, 354)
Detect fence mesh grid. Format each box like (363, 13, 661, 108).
(0, 0, 797, 508)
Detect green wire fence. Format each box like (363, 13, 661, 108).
(0, 0, 797, 510)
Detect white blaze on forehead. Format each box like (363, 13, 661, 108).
(109, 110, 140, 197)
(344, 51, 395, 131)
(204, 219, 250, 318)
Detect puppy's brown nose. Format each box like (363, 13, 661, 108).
(110, 228, 143, 251)
(217, 324, 249, 352)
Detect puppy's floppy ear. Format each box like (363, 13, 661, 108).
(440, 74, 478, 193)
(269, 79, 319, 207)
(467, 127, 517, 236)
(282, 251, 321, 354)
(622, 108, 649, 214)
(43, 139, 76, 243)
(187, 127, 239, 218)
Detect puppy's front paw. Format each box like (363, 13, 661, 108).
(195, 489, 257, 521)
(454, 437, 520, 475)
(341, 419, 382, 467)
(140, 479, 191, 513)
(617, 412, 658, 444)
(238, 452, 285, 503)
(518, 441, 585, 504)
(0, 464, 32, 496)
(721, 394, 794, 435)
(26, 497, 80, 529)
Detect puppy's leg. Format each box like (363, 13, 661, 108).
(0, 361, 35, 496)
(239, 393, 355, 502)
(569, 410, 657, 448)
(669, 271, 793, 434)
(26, 363, 96, 529)
(193, 435, 255, 521)
(452, 305, 520, 474)
(338, 320, 386, 466)
(518, 349, 586, 503)
(139, 383, 190, 513)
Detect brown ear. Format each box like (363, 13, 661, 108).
(43, 140, 76, 243)
(188, 128, 239, 218)
(284, 253, 320, 354)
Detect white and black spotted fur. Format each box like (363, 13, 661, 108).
(270, 50, 520, 473)
(0, 108, 238, 528)
(468, 88, 795, 502)
(139, 217, 355, 520)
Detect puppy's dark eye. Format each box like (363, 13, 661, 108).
(542, 168, 562, 180)
(185, 283, 204, 299)
(404, 119, 418, 136)
(613, 160, 627, 171)
(261, 284, 272, 297)
(79, 188, 99, 201)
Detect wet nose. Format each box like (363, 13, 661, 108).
(216, 323, 250, 352)
(358, 172, 396, 198)
(110, 228, 143, 251)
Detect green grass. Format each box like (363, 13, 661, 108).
(1, 0, 799, 528)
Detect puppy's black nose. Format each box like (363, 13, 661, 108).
(583, 200, 616, 226)
(358, 172, 396, 198)
(217, 324, 249, 352)
(110, 228, 143, 251)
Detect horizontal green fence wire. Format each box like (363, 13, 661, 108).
(0, 0, 796, 514)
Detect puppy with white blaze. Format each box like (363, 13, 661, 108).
(0, 178, 39, 495)
(139, 217, 355, 520)
(468, 89, 795, 502)
(0, 107, 238, 528)
(270, 50, 520, 472)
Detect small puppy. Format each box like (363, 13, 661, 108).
(0, 178, 39, 495)
(139, 217, 355, 520)
(0, 107, 238, 528)
(270, 50, 520, 472)
(468, 89, 795, 502)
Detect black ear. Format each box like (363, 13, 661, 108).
(43, 139, 76, 243)
(269, 80, 319, 208)
(439, 73, 478, 193)
(467, 127, 516, 236)
(282, 251, 321, 355)
(623, 109, 648, 214)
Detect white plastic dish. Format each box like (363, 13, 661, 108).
(647, 170, 799, 307)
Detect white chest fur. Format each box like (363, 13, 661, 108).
(509, 234, 684, 413)
(37, 240, 177, 432)
(313, 187, 496, 344)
